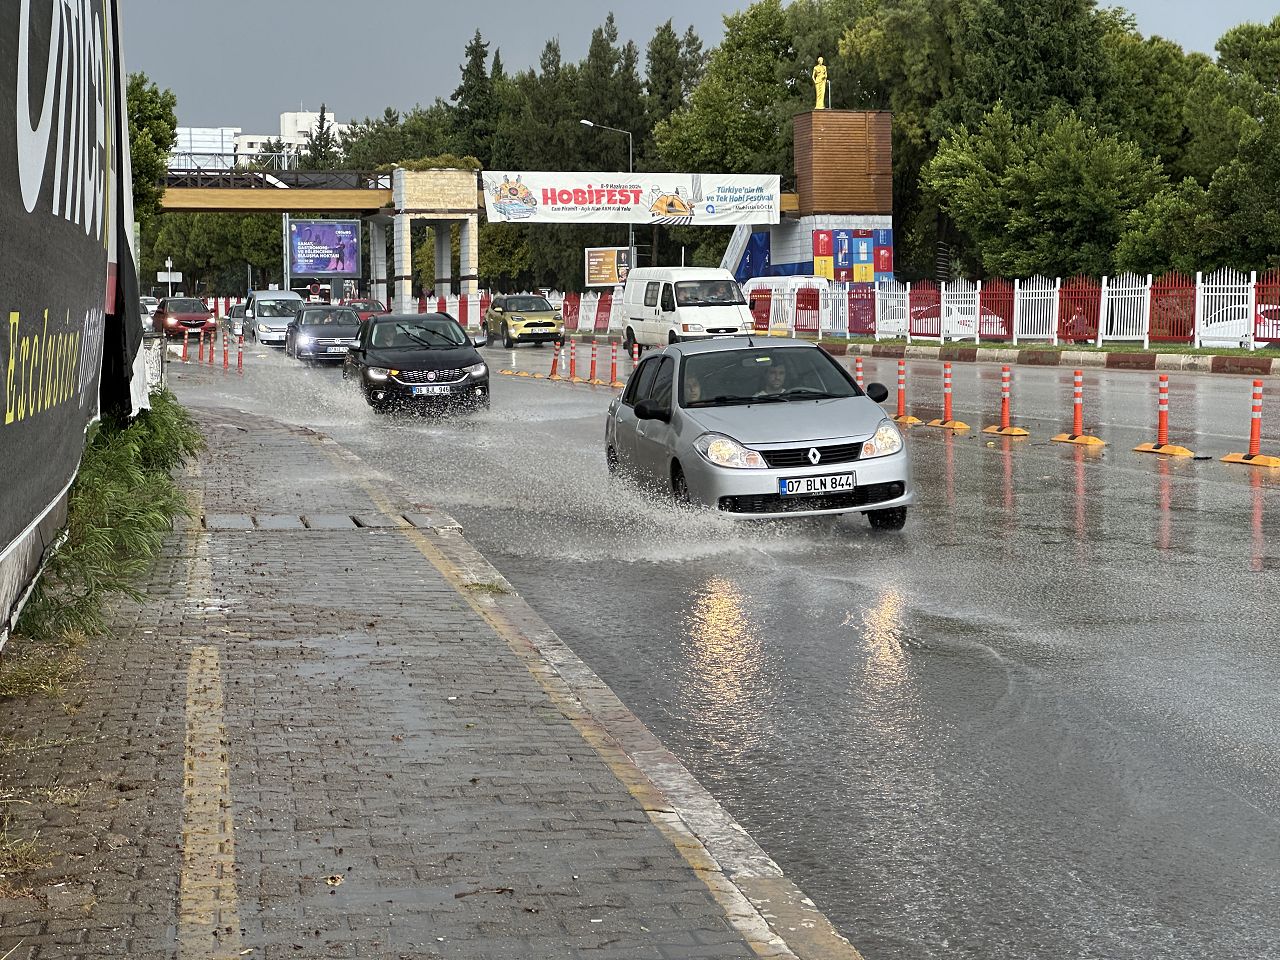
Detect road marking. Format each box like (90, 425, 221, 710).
(178, 645, 241, 958)
(177, 464, 242, 958)
(307, 436, 862, 959)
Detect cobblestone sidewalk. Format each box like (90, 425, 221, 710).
(0, 408, 859, 959)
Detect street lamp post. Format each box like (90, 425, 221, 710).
(580, 119, 634, 272)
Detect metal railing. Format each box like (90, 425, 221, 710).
(164, 167, 391, 191)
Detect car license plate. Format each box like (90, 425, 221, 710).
(327, 345, 348, 354)
(412, 385, 454, 396)
(779, 473, 855, 496)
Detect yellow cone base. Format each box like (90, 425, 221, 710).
(610, 380, 625, 388)
(532, 373, 544, 379)
(516, 371, 533, 377)
(570, 376, 586, 383)
(588, 378, 606, 385)
(983, 425, 1029, 437)
(499, 369, 516, 376)
(892, 415, 922, 425)
(1134, 442, 1195, 458)
(1222, 452, 1280, 467)
(548, 374, 564, 381)
(926, 419, 970, 431)
(1052, 433, 1105, 446)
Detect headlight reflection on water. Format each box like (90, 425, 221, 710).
(682, 577, 763, 722)
(852, 588, 910, 695)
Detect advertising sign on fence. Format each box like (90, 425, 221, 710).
(1, 0, 146, 645)
(584, 247, 630, 287)
(482, 171, 780, 225)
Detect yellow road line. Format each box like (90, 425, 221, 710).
(178, 645, 241, 958)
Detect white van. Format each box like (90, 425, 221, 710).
(620, 268, 754, 348)
(244, 289, 303, 345)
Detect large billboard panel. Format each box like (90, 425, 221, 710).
(483, 172, 780, 226)
(289, 219, 361, 277)
(2, 0, 146, 645)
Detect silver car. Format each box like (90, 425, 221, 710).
(605, 338, 913, 528)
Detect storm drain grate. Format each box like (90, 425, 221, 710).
(202, 513, 447, 531)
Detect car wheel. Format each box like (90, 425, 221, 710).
(668, 330, 680, 344)
(502, 323, 515, 349)
(606, 445, 619, 475)
(867, 506, 907, 531)
(623, 327, 636, 353)
(671, 464, 691, 505)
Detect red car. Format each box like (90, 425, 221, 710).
(153, 297, 216, 338)
(341, 298, 390, 322)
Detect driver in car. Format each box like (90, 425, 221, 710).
(756, 361, 788, 396)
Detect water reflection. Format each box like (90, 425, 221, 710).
(852, 589, 909, 696)
(1157, 457, 1172, 552)
(1001, 437, 1016, 538)
(681, 577, 763, 719)
(1251, 470, 1264, 572)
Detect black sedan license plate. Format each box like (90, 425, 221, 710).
(779, 473, 855, 496)
(412, 385, 455, 396)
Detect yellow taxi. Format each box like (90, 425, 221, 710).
(484, 294, 563, 348)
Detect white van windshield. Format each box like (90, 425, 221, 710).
(675, 280, 746, 307)
(256, 299, 300, 318)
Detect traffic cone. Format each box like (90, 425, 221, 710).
(891, 359, 921, 426)
(1052, 370, 1105, 445)
(1134, 375, 1193, 457)
(926, 362, 970, 431)
(983, 365, 1029, 437)
(1222, 380, 1280, 467)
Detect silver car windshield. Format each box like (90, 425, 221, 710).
(680, 349, 859, 407)
(675, 280, 746, 307)
(257, 300, 299, 318)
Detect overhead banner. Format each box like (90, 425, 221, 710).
(584, 247, 630, 287)
(2, 0, 145, 644)
(483, 172, 780, 226)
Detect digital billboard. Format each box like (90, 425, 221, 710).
(289, 219, 361, 278)
(584, 247, 630, 287)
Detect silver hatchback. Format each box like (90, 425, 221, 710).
(605, 339, 913, 528)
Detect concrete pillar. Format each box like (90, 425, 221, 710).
(370, 220, 388, 306)
(393, 214, 413, 313)
(459, 214, 479, 298)
(434, 221, 452, 296)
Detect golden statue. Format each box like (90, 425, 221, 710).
(812, 57, 828, 110)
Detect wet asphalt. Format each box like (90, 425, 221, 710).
(176, 341, 1280, 960)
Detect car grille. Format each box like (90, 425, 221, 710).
(718, 481, 904, 514)
(395, 368, 466, 384)
(520, 321, 555, 329)
(757, 442, 864, 469)
(307, 337, 355, 346)
(179, 318, 209, 328)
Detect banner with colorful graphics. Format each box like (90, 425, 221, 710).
(482, 172, 780, 225)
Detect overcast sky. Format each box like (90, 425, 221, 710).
(122, 0, 1278, 135)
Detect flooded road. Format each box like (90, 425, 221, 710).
(177, 342, 1280, 959)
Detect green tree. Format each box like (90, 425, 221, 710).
(923, 106, 1166, 276)
(301, 104, 341, 170)
(1114, 177, 1208, 275)
(1216, 13, 1280, 93)
(452, 30, 498, 164)
(340, 105, 453, 168)
(126, 72, 177, 236)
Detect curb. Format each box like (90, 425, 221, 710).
(290, 422, 865, 960)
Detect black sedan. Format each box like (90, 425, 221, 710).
(285, 305, 361, 362)
(343, 313, 489, 412)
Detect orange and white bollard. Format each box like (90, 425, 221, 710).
(208, 329, 216, 365)
(236, 334, 244, 375)
(569, 340, 584, 382)
(197, 330, 205, 363)
(854, 356, 864, 390)
(1135, 374, 1193, 456)
(632, 343, 640, 367)
(891, 359, 921, 425)
(1052, 370, 1105, 445)
(588, 342, 604, 384)
(222, 327, 229, 371)
(182, 329, 190, 363)
(927, 361, 969, 430)
(548, 343, 564, 381)
(609, 342, 624, 388)
(1222, 379, 1280, 466)
(983, 365, 1029, 436)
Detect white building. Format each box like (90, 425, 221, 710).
(170, 110, 350, 170)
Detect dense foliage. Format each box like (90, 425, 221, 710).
(136, 6, 1280, 292)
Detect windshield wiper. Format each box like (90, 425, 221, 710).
(398, 328, 455, 348)
(781, 388, 844, 400)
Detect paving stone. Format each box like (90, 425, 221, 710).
(204, 513, 254, 530)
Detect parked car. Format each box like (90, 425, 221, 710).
(605, 338, 911, 527)
(620, 268, 754, 349)
(343, 313, 489, 412)
(285, 306, 362, 362)
(341, 298, 390, 322)
(140, 296, 159, 317)
(152, 297, 215, 338)
(1199, 303, 1280, 346)
(244, 289, 303, 345)
(484, 295, 563, 348)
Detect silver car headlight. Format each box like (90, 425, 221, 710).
(257, 323, 268, 333)
(366, 366, 390, 381)
(464, 361, 487, 377)
(862, 419, 904, 459)
(694, 433, 767, 469)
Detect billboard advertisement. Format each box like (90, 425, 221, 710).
(584, 247, 630, 287)
(482, 171, 780, 226)
(289, 219, 361, 277)
(2, 0, 146, 645)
